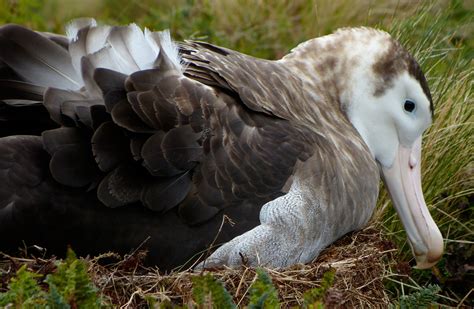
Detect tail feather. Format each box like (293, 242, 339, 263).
(0, 80, 44, 101)
(68, 20, 179, 78)
(66, 18, 108, 75)
(0, 24, 81, 90)
(66, 18, 98, 41)
(38, 31, 69, 50)
(80, 57, 102, 98)
(107, 24, 159, 72)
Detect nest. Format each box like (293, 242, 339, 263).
(1, 226, 395, 308)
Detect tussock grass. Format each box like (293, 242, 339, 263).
(0, 0, 472, 306)
(373, 3, 473, 305)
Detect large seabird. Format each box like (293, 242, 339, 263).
(0, 19, 443, 270)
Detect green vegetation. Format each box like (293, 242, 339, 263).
(192, 274, 236, 308)
(247, 269, 279, 308)
(190, 268, 282, 308)
(0, 249, 105, 308)
(0, 265, 46, 308)
(44, 250, 104, 308)
(389, 284, 441, 309)
(0, 0, 472, 306)
(302, 268, 335, 308)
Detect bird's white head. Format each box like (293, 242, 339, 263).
(340, 28, 443, 269)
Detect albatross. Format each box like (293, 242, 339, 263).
(0, 19, 443, 270)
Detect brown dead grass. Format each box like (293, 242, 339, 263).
(1, 226, 395, 308)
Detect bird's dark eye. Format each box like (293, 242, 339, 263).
(404, 100, 416, 113)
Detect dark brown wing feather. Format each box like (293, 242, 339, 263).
(180, 41, 306, 120)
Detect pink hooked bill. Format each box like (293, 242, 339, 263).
(382, 136, 443, 269)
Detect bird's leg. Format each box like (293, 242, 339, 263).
(199, 180, 333, 268)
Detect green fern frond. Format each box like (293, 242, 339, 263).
(44, 248, 103, 308)
(248, 268, 280, 309)
(192, 273, 236, 308)
(0, 264, 46, 308)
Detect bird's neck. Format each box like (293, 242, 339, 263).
(279, 37, 359, 119)
(277, 36, 369, 158)
(279, 28, 393, 118)
(279, 30, 396, 163)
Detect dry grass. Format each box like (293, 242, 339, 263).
(1, 226, 393, 308)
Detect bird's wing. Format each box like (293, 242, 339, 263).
(180, 41, 306, 120)
(0, 23, 319, 229)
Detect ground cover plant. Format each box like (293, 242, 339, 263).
(0, 0, 472, 307)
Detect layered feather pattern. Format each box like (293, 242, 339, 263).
(0, 20, 328, 268)
(8, 18, 315, 215)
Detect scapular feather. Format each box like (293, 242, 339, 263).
(41, 127, 84, 155)
(149, 29, 182, 72)
(97, 164, 143, 207)
(193, 165, 224, 206)
(128, 68, 164, 91)
(137, 90, 166, 129)
(66, 18, 97, 42)
(39, 32, 69, 50)
(111, 99, 155, 133)
(130, 136, 148, 161)
(149, 90, 179, 131)
(141, 171, 192, 212)
(61, 98, 103, 126)
(141, 131, 181, 176)
(91, 121, 131, 172)
(93, 68, 127, 112)
(127, 91, 158, 129)
(75, 104, 110, 130)
(0, 100, 57, 137)
(161, 125, 203, 170)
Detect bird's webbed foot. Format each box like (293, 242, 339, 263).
(198, 224, 295, 268)
(198, 187, 321, 269)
